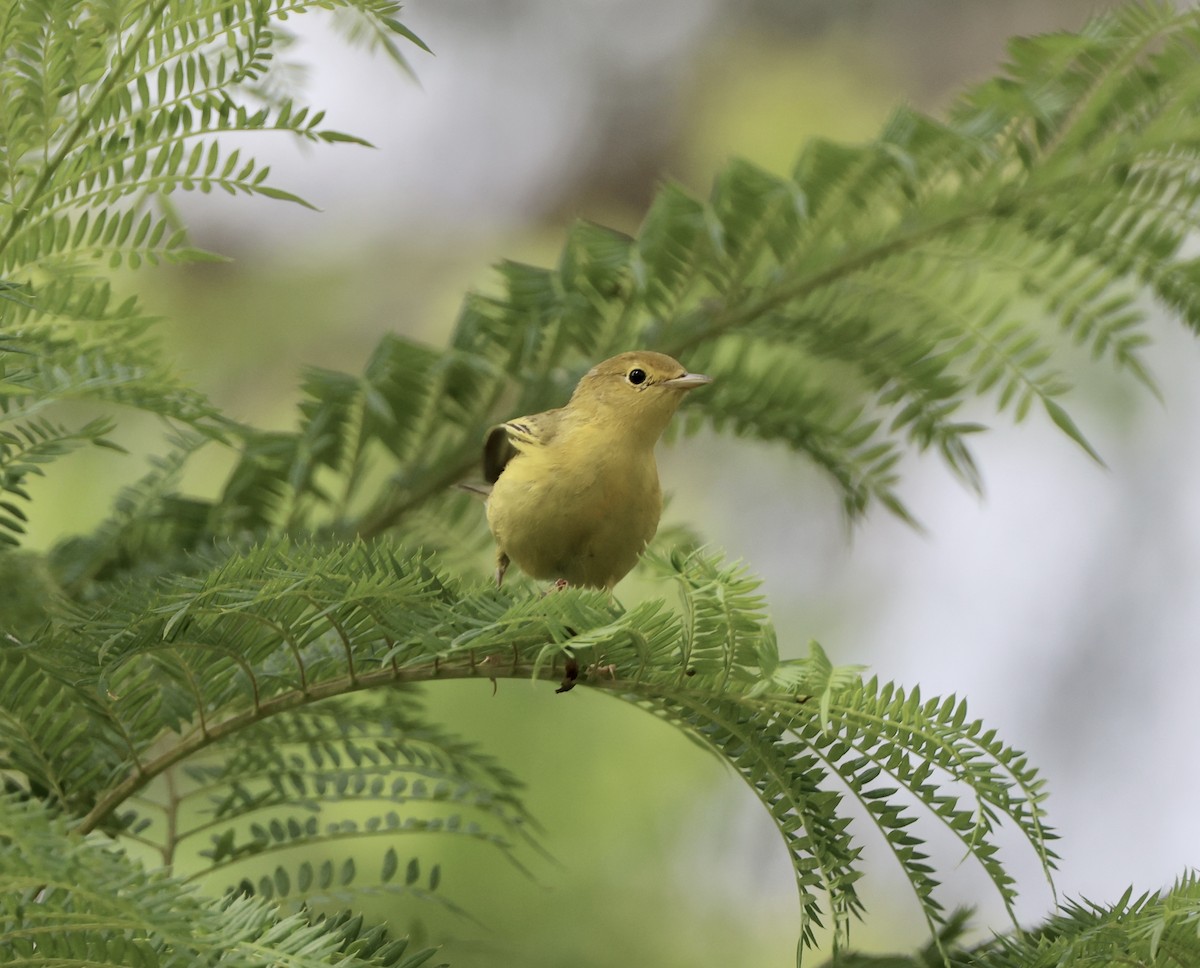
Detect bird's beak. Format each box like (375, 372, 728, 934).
(661, 372, 712, 390)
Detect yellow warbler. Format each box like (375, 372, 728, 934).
(479, 351, 711, 590)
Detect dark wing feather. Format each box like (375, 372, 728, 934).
(483, 424, 519, 484)
(482, 409, 563, 484)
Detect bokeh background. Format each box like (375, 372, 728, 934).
(25, 1, 1200, 964)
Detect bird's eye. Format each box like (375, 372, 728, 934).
(627, 368, 647, 385)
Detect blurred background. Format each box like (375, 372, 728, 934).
(26, 0, 1200, 964)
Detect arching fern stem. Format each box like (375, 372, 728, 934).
(72, 657, 812, 841)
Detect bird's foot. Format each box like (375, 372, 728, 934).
(479, 653, 500, 696)
(555, 651, 579, 694)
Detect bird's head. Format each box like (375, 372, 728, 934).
(568, 351, 712, 445)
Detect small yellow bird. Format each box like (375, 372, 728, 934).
(479, 351, 711, 591)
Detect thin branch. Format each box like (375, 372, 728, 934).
(74, 653, 519, 835)
(163, 765, 179, 868)
(73, 649, 810, 837)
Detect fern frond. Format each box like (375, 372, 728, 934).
(0, 0, 425, 551)
(961, 872, 1200, 968)
(0, 280, 215, 424)
(0, 415, 120, 546)
(639, 689, 867, 951)
(152, 696, 535, 892)
(0, 0, 426, 279)
(0, 645, 131, 814)
(814, 680, 1056, 930)
(328, 2, 433, 80)
(0, 793, 445, 968)
(0, 539, 1050, 959)
(615, 550, 1055, 951)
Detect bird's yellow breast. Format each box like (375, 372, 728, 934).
(486, 421, 662, 590)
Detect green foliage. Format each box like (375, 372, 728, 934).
(0, 415, 121, 546)
(963, 875, 1200, 968)
(0, 0, 405, 539)
(0, 793, 446, 967)
(3, 537, 1054, 958)
(819, 877, 1200, 967)
(3, 0, 1200, 965)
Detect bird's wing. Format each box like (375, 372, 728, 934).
(483, 408, 563, 484)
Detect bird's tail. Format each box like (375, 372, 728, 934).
(454, 481, 492, 500)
